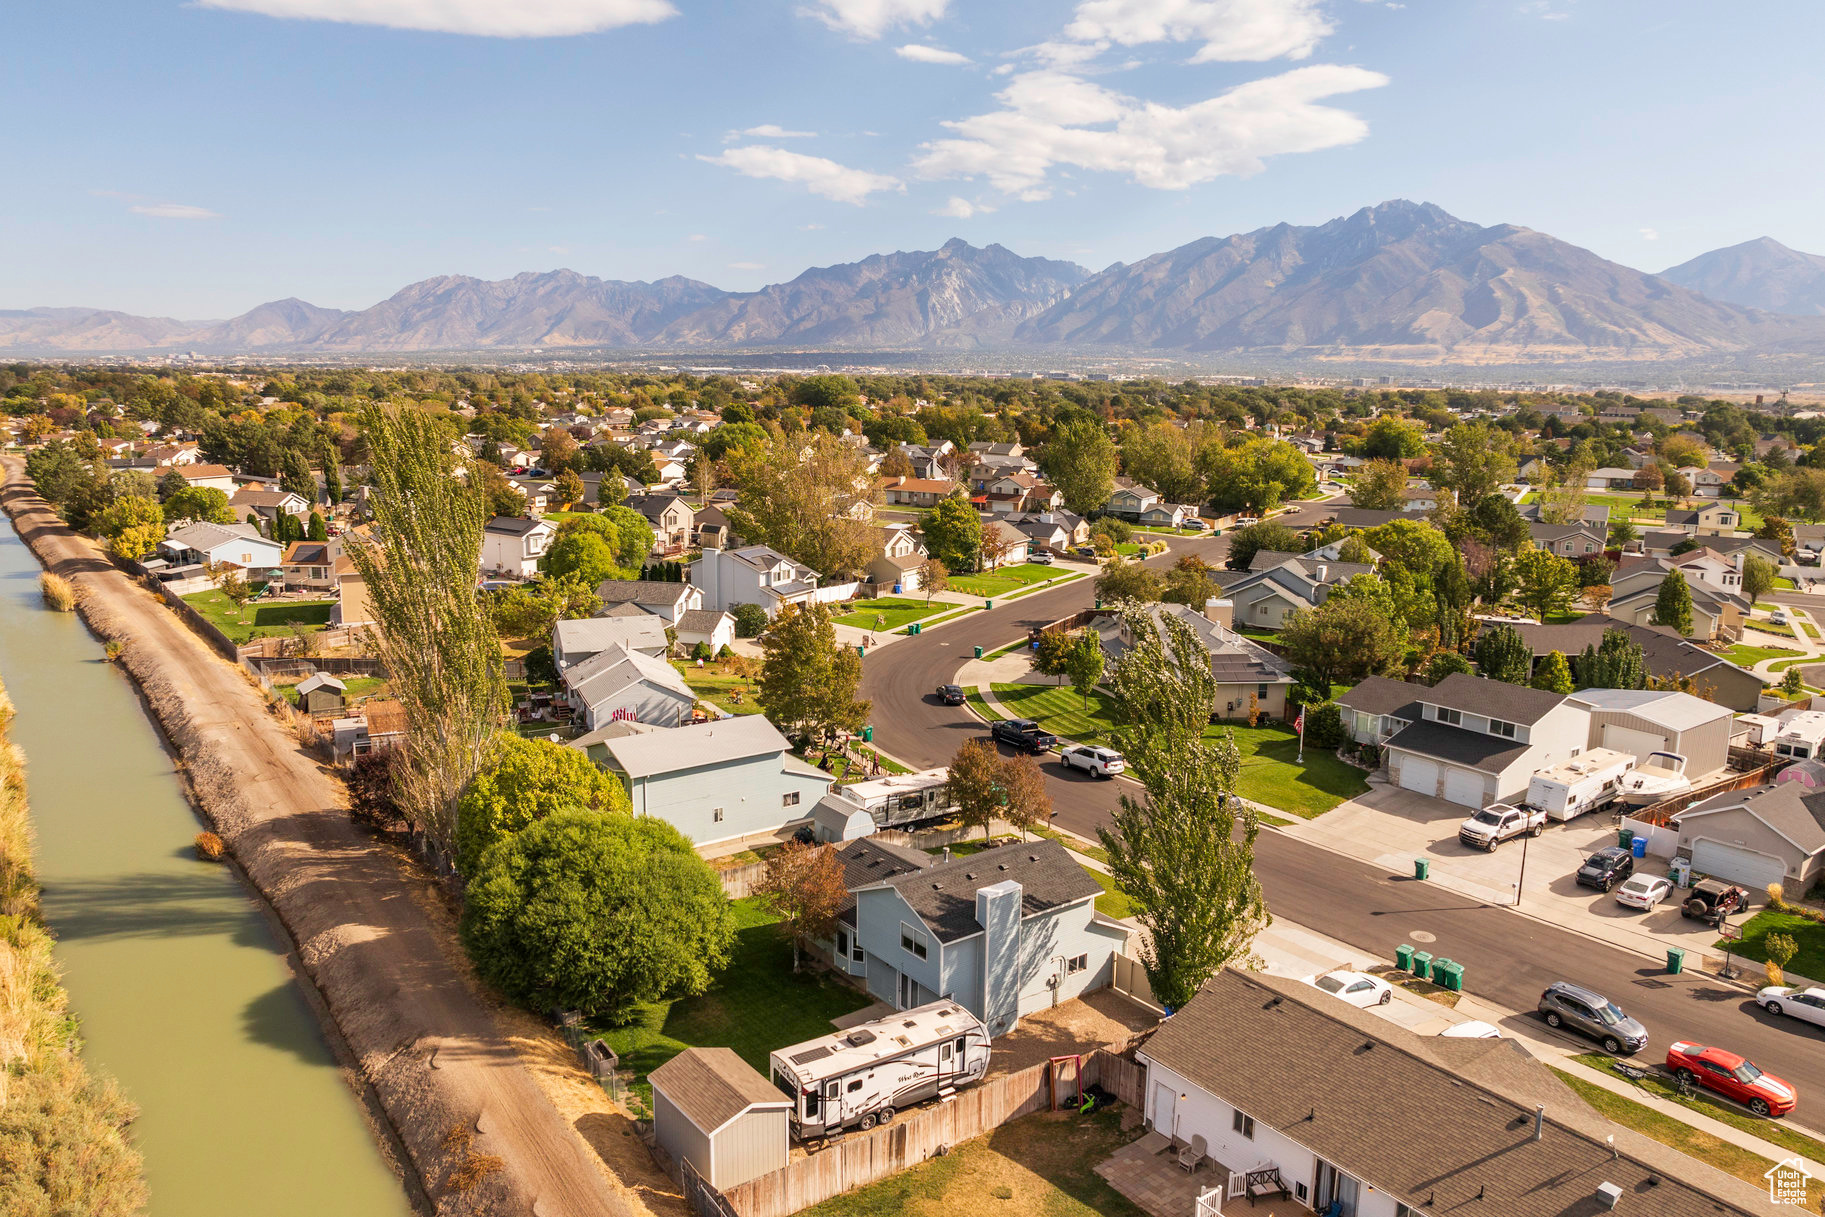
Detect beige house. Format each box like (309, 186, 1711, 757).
(1665, 503, 1743, 537)
(1606, 553, 1747, 642)
(1101, 600, 1293, 721)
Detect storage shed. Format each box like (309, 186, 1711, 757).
(1569, 688, 1734, 781)
(649, 1047, 789, 1191)
(294, 672, 347, 716)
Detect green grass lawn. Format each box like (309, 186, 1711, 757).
(276, 674, 387, 705)
(895, 604, 979, 634)
(1776, 576, 1798, 590)
(1719, 908, 1825, 981)
(590, 898, 871, 1105)
(834, 597, 949, 632)
(949, 563, 1063, 598)
(1552, 1067, 1825, 1210)
(1747, 619, 1799, 639)
(669, 659, 764, 716)
(1720, 644, 1804, 668)
(991, 682, 1120, 745)
(180, 591, 335, 644)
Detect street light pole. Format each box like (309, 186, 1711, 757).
(1515, 830, 1531, 908)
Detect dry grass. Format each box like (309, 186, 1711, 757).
(38, 571, 74, 612)
(446, 1152, 505, 1194)
(193, 831, 226, 862)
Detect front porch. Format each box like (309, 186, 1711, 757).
(1097, 1130, 1310, 1217)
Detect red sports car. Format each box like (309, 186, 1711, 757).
(1665, 1041, 1797, 1117)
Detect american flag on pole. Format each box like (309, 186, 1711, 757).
(1293, 708, 1305, 734)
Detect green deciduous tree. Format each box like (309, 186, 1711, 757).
(1223, 521, 1303, 572)
(1531, 650, 1575, 694)
(1430, 422, 1517, 507)
(1651, 569, 1695, 635)
(454, 733, 630, 876)
(1099, 607, 1268, 1011)
(161, 485, 235, 525)
(1511, 547, 1580, 622)
(1198, 437, 1315, 515)
(460, 811, 734, 1019)
(1359, 416, 1427, 459)
(1063, 628, 1105, 709)
(757, 602, 870, 743)
(1348, 459, 1410, 511)
(94, 494, 164, 561)
(1473, 623, 1533, 685)
(1278, 597, 1406, 690)
(921, 496, 983, 572)
(1573, 628, 1647, 691)
(726, 432, 878, 579)
(1743, 554, 1780, 603)
(1040, 419, 1120, 515)
(1425, 650, 1474, 684)
(1094, 558, 1162, 605)
(1120, 421, 1204, 504)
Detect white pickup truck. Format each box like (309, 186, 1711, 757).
(1457, 803, 1546, 851)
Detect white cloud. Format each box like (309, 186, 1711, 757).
(1064, 0, 1332, 62)
(698, 146, 904, 205)
(1640, 227, 1660, 241)
(897, 44, 972, 65)
(728, 261, 767, 271)
(800, 223, 826, 230)
(129, 202, 222, 219)
(932, 196, 992, 218)
(195, 0, 676, 37)
(727, 124, 818, 141)
(802, 0, 947, 40)
(688, 233, 708, 241)
(915, 63, 1388, 195)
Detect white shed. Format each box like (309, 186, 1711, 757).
(649, 1048, 789, 1191)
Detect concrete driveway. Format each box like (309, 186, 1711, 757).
(1282, 782, 1735, 962)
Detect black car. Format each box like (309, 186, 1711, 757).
(1073, 546, 1097, 558)
(935, 684, 965, 706)
(1576, 846, 1635, 892)
(990, 718, 1058, 754)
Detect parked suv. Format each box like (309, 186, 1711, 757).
(1537, 981, 1648, 1056)
(1575, 846, 1635, 892)
(990, 718, 1058, 755)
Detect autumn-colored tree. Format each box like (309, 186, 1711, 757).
(754, 840, 848, 972)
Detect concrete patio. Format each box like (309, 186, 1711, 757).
(1097, 1130, 1308, 1217)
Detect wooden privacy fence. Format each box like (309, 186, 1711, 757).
(1627, 759, 1787, 827)
(720, 1047, 1133, 1217)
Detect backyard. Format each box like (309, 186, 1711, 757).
(589, 898, 872, 1104)
(950, 563, 1069, 598)
(669, 658, 764, 716)
(275, 674, 387, 705)
(834, 596, 955, 632)
(795, 1107, 1149, 1217)
(180, 589, 336, 644)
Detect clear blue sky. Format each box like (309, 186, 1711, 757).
(5, 0, 1822, 318)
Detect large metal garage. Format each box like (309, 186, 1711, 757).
(1573, 689, 1735, 780)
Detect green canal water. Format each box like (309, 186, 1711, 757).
(0, 516, 409, 1216)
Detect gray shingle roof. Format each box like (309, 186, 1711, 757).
(594, 579, 692, 607)
(1334, 675, 1422, 719)
(831, 836, 932, 926)
(674, 608, 731, 634)
(1678, 783, 1825, 856)
(648, 1047, 788, 1133)
(1141, 970, 1783, 1217)
(1383, 719, 1532, 774)
(484, 515, 546, 536)
(875, 840, 1100, 943)
(600, 713, 791, 778)
(1423, 673, 1566, 726)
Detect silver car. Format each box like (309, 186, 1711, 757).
(1538, 980, 1648, 1056)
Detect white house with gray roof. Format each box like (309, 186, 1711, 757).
(596, 715, 831, 847)
(479, 516, 554, 579)
(592, 577, 702, 622)
(1382, 674, 1590, 808)
(690, 544, 819, 618)
(560, 644, 694, 731)
(158, 521, 282, 573)
(552, 615, 668, 670)
(1101, 601, 1295, 721)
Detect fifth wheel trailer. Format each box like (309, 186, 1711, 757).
(768, 1001, 990, 1140)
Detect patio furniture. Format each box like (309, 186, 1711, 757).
(1244, 1166, 1290, 1205)
(1178, 1134, 1207, 1173)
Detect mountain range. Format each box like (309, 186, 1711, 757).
(8, 202, 1825, 363)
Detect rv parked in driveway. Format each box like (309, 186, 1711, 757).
(1526, 748, 1635, 821)
(768, 1001, 990, 1140)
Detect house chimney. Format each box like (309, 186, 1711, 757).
(1315, 564, 1329, 584)
(1204, 598, 1234, 628)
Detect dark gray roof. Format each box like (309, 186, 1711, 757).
(1423, 672, 1566, 726)
(1498, 616, 1751, 686)
(832, 837, 932, 926)
(1141, 970, 1779, 1217)
(1327, 507, 1404, 530)
(674, 608, 730, 633)
(484, 515, 545, 536)
(1677, 783, 1825, 856)
(876, 840, 1100, 943)
(648, 1047, 788, 1131)
(1526, 521, 1602, 545)
(1383, 720, 1532, 774)
(594, 579, 691, 606)
(1334, 675, 1422, 719)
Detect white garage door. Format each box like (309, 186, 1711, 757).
(1399, 756, 1439, 797)
(1691, 839, 1786, 891)
(1603, 724, 1670, 765)
(1443, 767, 1487, 808)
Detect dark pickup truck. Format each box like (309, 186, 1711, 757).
(990, 718, 1058, 755)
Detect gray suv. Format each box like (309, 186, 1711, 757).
(1537, 981, 1648, 1056)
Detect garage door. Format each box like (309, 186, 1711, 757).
(1443, 767, 1487, 808)
(1399, 756, 1438, 797)
(1603, 724, 1669, 765)
(1691, 839, 1787, 890)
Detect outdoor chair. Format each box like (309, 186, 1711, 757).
(1177, 1133, 1206, 1172)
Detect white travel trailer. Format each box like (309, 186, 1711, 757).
(1525, 748, 1636, 821)
(841, 769, 954, 830)
(1772, 711, 1825, 761)
(768, 1001, 990, 1140)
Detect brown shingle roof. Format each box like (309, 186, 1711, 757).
(648, 1047, 788, 1133)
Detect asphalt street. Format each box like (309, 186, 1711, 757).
(858, 500, 1825, 1114)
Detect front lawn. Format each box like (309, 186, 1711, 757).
(1719, 644, 1804, 668)
(670, 658, 764, 716)
(1718, 908, 1825, 981)
(796, 1107, 1149, 1217)
(181, 591, 335, 644)
(949, 564, 1064, 598)
(1747, 619, 1798, 639)
(990, 682, 1121, 744)
(834, 597, 950, 632)
(590, 898, 872, 1104)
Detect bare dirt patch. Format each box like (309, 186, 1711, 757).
(986, 989, 1159, 1077)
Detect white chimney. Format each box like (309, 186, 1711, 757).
(1204, 598, 1234, 628)
(1314, 564, 1329, 583)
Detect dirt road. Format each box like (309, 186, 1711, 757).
(1, 461, 640, 1217)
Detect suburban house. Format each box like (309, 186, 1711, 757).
(894, 441, 954, 480)
(649, 1048, 789, 1193)
(175, 463, 239, 494)
(1101, 601, 1295, 721)
(1400, 485, 1447, 512)
(331, 553, 375, 628)
(594, 714, 831, 847)
(868, 549, 928, 592)
(1502, 617, 1765, 712)
(878, 475, 958, 508)
(1382, 674, 1590, 807)
(1793, 523, 1825, 565)
(1215, 551, 1377, 631)
(1104, 480, 1161, 521)
(673, 608, 735, 655)
(552, 615, 669, 669)
(692, 504, 738, 550)
(1333, 675, 1421, 746)
(560, 644, 695, 731)
(1526, 521, 1606, 558)
(158, 522, 282, 574)
(1124, 969, 1778, 1217)
(593, 578, 702, 622)
(982, 471, 1061, 514)
(1689, 466, 1736, 497)
(229, 487, 312, 530)
(1584, 467, 1639, 490)
(846, 839, 1127, 1032)
(479, 516, 555, 579)
(819, 838, 934, 974)
(1673, 782, 1825, 891)
(624, 492, 696, 553)
(144, 441, 201, 466)
(277, 539, 341, 595)
(979, 519, 1032, 569)
(1136, 500, 1199, 529)
(1519, 501, 1611, 531)
(690, 545, 820, 617)
(1606, 552, 1748, 642)
(1666, 503, 1743, 536)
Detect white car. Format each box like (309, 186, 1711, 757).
(1757, 986, 1825, 1028)
(1613, 874, 1674, 911)
(1061, 745, 1125, 777)
(1439, 1021, 1503, 1039)
(1305, 970, 1393, 1008)
(1233, 516, 1261, 527)
(1771, 610, 1791, 626)
(1028, 551, 1054, 565)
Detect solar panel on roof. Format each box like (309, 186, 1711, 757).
(789, 1046, 832, 1065)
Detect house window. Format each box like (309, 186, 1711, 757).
(836, 930, 850, 959)
(901, 923, 928, 960)
(1436, 707, 1462, 726)
(1584, 543, 1595, 554)
(1488, 719, 1517, 739)
(783, 791, 800, 807)
(852, 937, 865, 963)
(1232, 1109, 1255, 1140)
(1066, 954, 1087, 974)
(1257, 684, 1269, 699)
(712, 807, 724, 823)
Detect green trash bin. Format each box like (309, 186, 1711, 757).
(908, 622, 919, 635)
(973, 645, 983, 659)
(985, 599, 994, 611)
(862, 726, 874, 743)
(1667, 947, 1686, 975)
(1395, 944, 1415, 971)
(1414, 858, 1431, 881)
(1434, 960, 1464, 992)
(1411, 951, 1433, 981)
(1618, 827, 1635, 849)
(856, 644, 865, 657)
